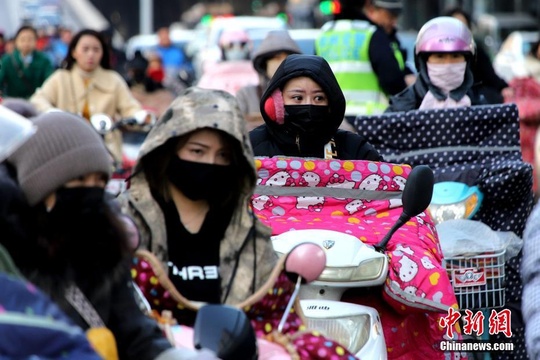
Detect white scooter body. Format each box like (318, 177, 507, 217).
(272, 229, 387, 359)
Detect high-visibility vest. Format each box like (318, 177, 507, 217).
(316, 20, 389, 116)
(391, 41, 406, 71)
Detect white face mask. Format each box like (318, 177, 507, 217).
(224, 43, 249, 61)
(427, 62, 467, 93)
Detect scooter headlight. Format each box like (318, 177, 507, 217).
(319, 258, 386, 282)
(428, 182, 483, 224)
(304, 315, 370, 354)
(428, 193, 480, 224)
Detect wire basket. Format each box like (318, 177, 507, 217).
(443, 249, 506, 310)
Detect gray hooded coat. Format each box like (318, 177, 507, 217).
(122, 87, 278, 306)
(235, 30, 301, 129)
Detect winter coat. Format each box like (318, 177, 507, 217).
(0, 164, 180, 360)
(0, 267, 101, 360)
(123, 88, 362, 359)
(236, 30, 302, 131)
(522, 202, 540, 360)
(386, 59, 488, 112)
(29, 64, 143, 162)
(0, 49, 54, 99)
(524, 54, 540, 84)
(250, 54, 383, 160)
(122, 87, 278, 306)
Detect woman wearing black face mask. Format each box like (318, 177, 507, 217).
(123, 87, 278, 319)
(6, 111, 214, 360)
(250, 54, 383, 160)
(122, 87, 362, 360)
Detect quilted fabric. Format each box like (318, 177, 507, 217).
(252, 156, 457, 314)
(251, 156, 465, 360)
(354, 104, 534, 360)
(131, 251, 359, 360)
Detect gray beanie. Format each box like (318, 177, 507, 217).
(8, 111, 112, 206)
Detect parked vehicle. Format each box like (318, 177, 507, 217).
(189, 16, 288, 78)
(248, 28, 322, 56)
(475, 12, 538, 60)
(124, 28, 196, 60)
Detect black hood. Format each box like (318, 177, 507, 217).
(259, 54, 346, 148)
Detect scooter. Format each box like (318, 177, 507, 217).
(270, 165, 435, 359)
(0, 105, 35, 162)
(161, 242, 328, 360)
(89, 111, 155, 195)
(429, 181, 522, 360)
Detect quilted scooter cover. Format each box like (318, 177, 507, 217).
(252, 156, 459, 314)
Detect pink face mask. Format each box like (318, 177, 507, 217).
(427, 62, 467, 93)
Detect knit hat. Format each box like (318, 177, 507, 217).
(8, 112, 113, 206)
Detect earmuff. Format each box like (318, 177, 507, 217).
(263, 89, 285, 124)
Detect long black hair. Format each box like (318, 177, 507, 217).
(61, 29, 111, 70)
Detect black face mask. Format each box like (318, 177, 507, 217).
(283, 105, 330, 134)
(166, 157, 236, 203)
(51, 187, 106, 217)
(33, 186, 129, 288)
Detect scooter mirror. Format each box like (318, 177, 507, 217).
(193, 304, 257, 360)
(133, 110, 156, 125)
(402, 164, 434, 218)
(375, 165, 434, 252)
(90, 113, 113, 133)
(0, 105, 36, 162)
(285, 242, 326, 283)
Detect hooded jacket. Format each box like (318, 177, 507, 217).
(250, 54, 383, 160)
(236, 30, 301, 119)
(123, 87, 278, 306)
(386, 56, 487, 112)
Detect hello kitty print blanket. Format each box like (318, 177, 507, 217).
(251, 156, 459, 314)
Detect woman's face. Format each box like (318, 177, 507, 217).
(266, 52, 289, 79)
(176, 129, 232, 166)
(71, 34, 103, 72)
(427, 53, 466, 64)
(43, 172, 107, 210)
(15, 29, 36, 56)
(282, 76, 328, 105)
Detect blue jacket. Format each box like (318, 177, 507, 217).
(0, 249, 100, 359)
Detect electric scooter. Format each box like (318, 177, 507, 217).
(429, 181, 522, 360)
(167, 242, 328, 360)
(270, 165, 435, 359)
(89, 111, 155, 196)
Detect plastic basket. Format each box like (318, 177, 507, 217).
(443, 249, 506, 310)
